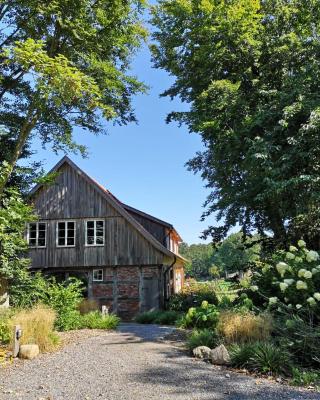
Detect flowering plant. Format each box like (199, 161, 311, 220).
(250, 240, 320, 318)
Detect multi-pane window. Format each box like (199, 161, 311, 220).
(85, 220, 104, 246)
(93, 269, 103, 282)
(57, 221, 75, 247)
(28, 222, 46, 247)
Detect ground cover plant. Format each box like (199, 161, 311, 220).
(80, 311, 120, 330)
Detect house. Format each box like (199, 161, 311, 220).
(27, 156, 186, 319)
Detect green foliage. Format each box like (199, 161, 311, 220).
(169, 280, 218, 312)
(0, 309, 14, 344)
(151, 0, 320, 246)
(291, 368, 320, 388)
(178, 301, 219, 330)
(230, 342, 292, 376)
(212, 233, 260, 275)
(274, 314, 320, 369)
(0, 0, 147, 193)
(9, 273, 84, 331)
(135, 310, 180, 325)
(80, 311, 120, 330)
(249, 241, 320, 320)
(179, 242, 214, 279)
(187, 329, 219, 351)
(0, 186, 35, 282)
(44, 278, 84, 331)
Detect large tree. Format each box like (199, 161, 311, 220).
(151, 0, 320, 248)
(0, 0, 147, 195)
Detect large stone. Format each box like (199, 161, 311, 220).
(210, 344, 230, 365)
(19, 345, 39, 360)
(193, 346, 211, 359)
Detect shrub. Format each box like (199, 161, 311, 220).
(230, 342, 292, 376)
(274, 314, 320, 368)
(178, 301, 219, 329)
(169, 281, 218, 312)
(187, 329, 220, 351)
(218, 311, 272, 344)
(78, 299, 99, 315)
(0, 309, 14, 344)
(135, 311, 162, 324)
(10, 304, 59, 352)
(44, 278, 84, 331)
(135, 310, 180, 325)
(249, 241, 320, 321)
(80, 311, 120, 329)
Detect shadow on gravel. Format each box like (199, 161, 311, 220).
(131, 351, 320, 400)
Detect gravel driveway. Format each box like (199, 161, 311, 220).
(0, 323, 319, 400)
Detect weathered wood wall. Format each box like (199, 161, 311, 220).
(125, 210, 167, 246)
(29, 163, 165, 269)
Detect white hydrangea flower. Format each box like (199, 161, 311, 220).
(284, 279, 294, 285)
(269, 297, 278, 305)
(304, 270, 313, 279)
(306, 250, 319, 262)
(298, 240, 306, 248)
(296, 304, 302, 309)
(250, 285, 258, 292)
(312, 268, 318, 274)
(295, 257, 303, 263)
(280, 282, 288, 292)
(314, 293, 320, 301)
(286, 252, 295, 260)
(276, 262, 288, 277)
(298, 269, 307, 278)
(307, 297, 316, 306)
(289, 245, 298, 252)
(284, 297, 289, 303)
(296, 280, 308, 290)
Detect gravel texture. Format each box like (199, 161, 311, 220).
(0, 323, 319, 400)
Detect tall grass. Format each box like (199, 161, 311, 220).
(218, 311, 272, 343)
(10, 304, 59, 352)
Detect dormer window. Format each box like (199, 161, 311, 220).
(27, 222, 46, 248)
(85, 220, 104, 246)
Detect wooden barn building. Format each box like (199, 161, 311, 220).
(27, 157, 185, 319)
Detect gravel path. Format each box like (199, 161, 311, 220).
(0, 323, 319, 400)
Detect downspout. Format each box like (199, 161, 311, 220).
(163, 255, 176, 309)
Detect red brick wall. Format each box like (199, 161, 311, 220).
(90, 266, 161, 320)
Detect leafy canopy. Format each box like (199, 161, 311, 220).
(151, 0, 320, 247)
(0, 0, 147, 193)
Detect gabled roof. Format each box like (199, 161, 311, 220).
(29, 156, 186, 263)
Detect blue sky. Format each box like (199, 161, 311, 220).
(28, 43, 214, 244)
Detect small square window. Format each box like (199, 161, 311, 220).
(93, 269, 103, 282)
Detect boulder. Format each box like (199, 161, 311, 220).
(210, 344, 230, 365)
(193, 346, 211, 359)
(19, 344, 39, 360)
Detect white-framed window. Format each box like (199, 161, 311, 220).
(93, 269, 103, 282)
(85, 220, 104, 246)
(27, 222, 46, 248)
(56, 221, 76, 247)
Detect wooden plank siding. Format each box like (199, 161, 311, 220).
(29, 163, 165, 269)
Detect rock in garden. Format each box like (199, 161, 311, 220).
(19, 344, 40, 360)
(193, 346, 211, 359)
(210, 344, 230, 365)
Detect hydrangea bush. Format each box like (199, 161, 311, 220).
(178, 301, 220, 329)
(250, 240, 320, 318)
